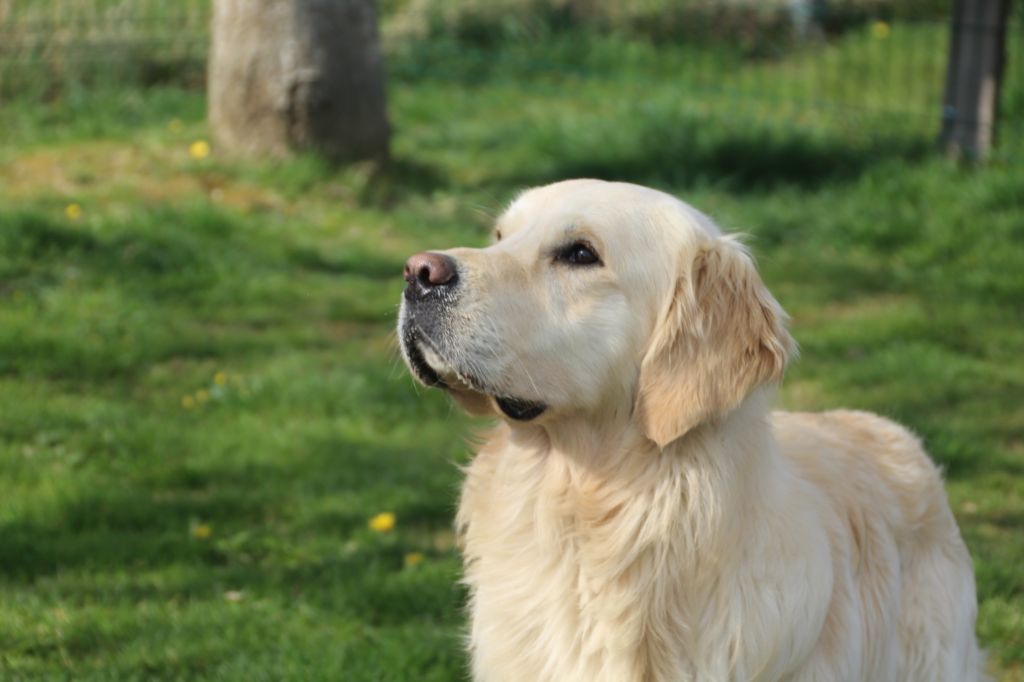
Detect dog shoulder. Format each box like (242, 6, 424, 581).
(772, 408, 953, 543)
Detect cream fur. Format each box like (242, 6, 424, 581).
(398, 179, 986, 682)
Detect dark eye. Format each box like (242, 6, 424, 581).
(555, 241, 601, 267)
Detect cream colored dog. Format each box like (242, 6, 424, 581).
(398, 179, 985, 682)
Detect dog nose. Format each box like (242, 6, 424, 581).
(404, 252, 458, 298)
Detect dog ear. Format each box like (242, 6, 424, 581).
(635, 237, 795, 448)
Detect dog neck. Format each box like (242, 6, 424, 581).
(510, 385, 779, 479)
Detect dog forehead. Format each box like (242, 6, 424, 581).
(498, 180, 718, 249)
(503, 180, 654, 224)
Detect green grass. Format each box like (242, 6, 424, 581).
(2, 27, 1023, 681)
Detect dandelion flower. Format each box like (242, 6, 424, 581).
(195, 389, 210, 404)
(871, 21, 890, 39)
(192, 523, 212, 540)
(189, 140, 211, 160)
(65, 203, 83, 221)
(368, 512, 396, 533)
(214, 371, 228, 386)
(181, 395, 196, 409)
(404, 552, 424, 568)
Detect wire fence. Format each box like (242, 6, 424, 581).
(0, 0, 1021, 149)
(0, 0, 210, 97)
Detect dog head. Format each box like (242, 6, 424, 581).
(398, 179, 795, 447)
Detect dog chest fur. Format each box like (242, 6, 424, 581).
(457, 393, 844, 682)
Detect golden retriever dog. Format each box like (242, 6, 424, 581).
(397, 179, 985, 681)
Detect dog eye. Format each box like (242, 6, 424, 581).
(555, 241, 601, 267)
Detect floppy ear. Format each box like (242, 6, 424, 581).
(635, 237, 796, 448)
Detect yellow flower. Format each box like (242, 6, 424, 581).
(195, 389, 210, 404)
(368, 512, 396, 533)
(189, 140, 211, 160)
(192, 523, 212, 540)
(404, 552, 424, 568)
(214, 371, 228, 386)
(181, 395, 196, 409)
(65, 203, 83, 221)
(871, 21, 890, 39)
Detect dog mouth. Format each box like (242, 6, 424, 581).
(403, 328, 446, 388)
(401, 326, 546, 421)
(494, 396, 547, 421)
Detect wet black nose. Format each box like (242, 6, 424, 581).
(404, 252, 459, 299)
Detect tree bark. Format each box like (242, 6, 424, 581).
(208, 0, 390, 163)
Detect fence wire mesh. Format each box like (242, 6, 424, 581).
(1, 0, 1021, 151)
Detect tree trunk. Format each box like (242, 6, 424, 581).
(939, 0, 1010, 160)
(208, 0, 390, 163)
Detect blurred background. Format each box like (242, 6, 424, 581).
(1, 0, 1022, 679)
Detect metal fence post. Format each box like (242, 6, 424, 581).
(940, 0, 1012, 160)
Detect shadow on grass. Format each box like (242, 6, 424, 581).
(0, 208, 233, 297)
(0, 430, 457, 585)
(257, 153, 450, 206)
(359, 157, 450, 207)
(512, 119, 931, 193)
(0, 205, 403, 381)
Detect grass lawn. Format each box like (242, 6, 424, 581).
(2, 27, 1023, 681)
